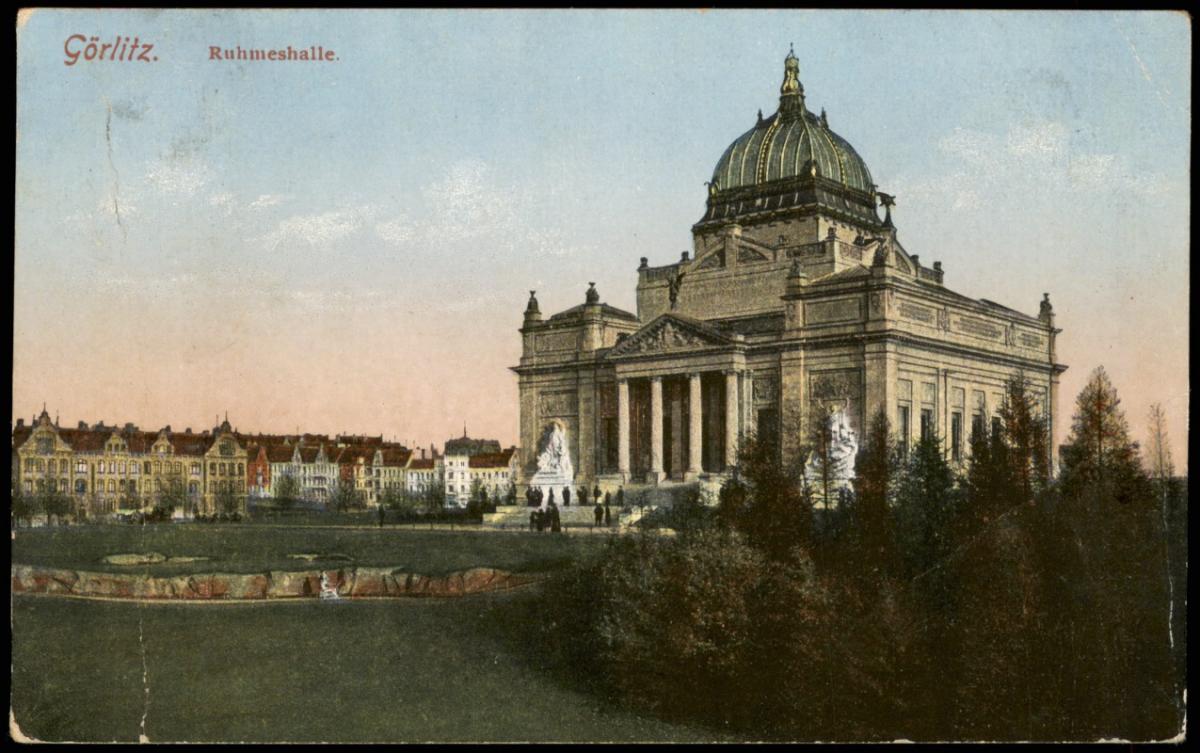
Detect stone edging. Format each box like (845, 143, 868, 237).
(10, 564, 543, 601)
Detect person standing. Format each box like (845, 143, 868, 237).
(616, 486, 625, 509)
(563, 487, 571, 507)
(529, 509, 536, 532)
(378, 505, 385, 528)
(593, 501, 603, 528)
(550, 502, 561, 533)
(604, 503, 612, 527)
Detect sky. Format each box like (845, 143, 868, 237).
(14, 9, 1190, 469)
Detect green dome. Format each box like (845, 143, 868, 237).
(698, 50, 880, 228)
(712, 109, 874, 194)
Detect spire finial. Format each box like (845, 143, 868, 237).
(779, 45, 804, 114)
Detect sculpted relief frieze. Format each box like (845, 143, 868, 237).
(753, 372, 779, 404)
(809, 369, 862, 402)
(955, 315, 1003, 341)
(535, 331, 577, 353)
(806, 298, 861, 325)
(899, 301, 935, 324)
(538, 391, 578, 417)
(618, 320, 713, 355)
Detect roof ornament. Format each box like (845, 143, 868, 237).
(757, 108, 763, 124)
(525, 290, 540, 314)
(585, 282, 600, 304)
(779, 45, 805, 116)
(878, 192, 896, 228)
(819, 108, 829, 128)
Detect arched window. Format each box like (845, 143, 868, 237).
(189, 482, 198, 496)
(131, 463, 138, 475)
(237, 463, 244, 476)
(98, 461, 105, 473)
(75, 479, 86, 495)
(107, 480, 115, 493)
(119, 461, 126, 474)
(119, 479, 126, 490)
(47, 459, 56, 474)
(144, 461, 151, 474)
(191, 463, 200, 476)
(174, 462, 182, 474)
(154, 461, 162, 473)
(209, 462, 216, 475)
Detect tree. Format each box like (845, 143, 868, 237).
(11, 481, 38, 527)
(1145, 402, 1175, 503)
(1058, 366, 1149, 504)
(998, 375, 1050, 504)
(420, 479, 446, 514)
(851, 409, 900, 573)
(39, 487, 72, 526)
(330, 479, 359, 513)
(273, 473, 301, 512)
(806, 409, 842, 511)
(215, 485, 241, 516)
(156, 479, 188, 520)
(718, 432, 813, 562)
(893, 434, 958, 580)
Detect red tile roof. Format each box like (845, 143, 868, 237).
(469, 448, 517, 469)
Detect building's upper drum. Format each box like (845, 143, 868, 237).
(699, 49, 880, 228)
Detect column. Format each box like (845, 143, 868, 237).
(649, 376, 664, 483)
(617, 378, 630, 482)
(724, 371, 740, 470)
(687, 373, 703, 479)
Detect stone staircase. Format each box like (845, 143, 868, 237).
(482, 505, 611, 530)
(483, 479, 727, 532)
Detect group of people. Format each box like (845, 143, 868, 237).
(524, 484, 627, 531)
(529, 503, 562, 533)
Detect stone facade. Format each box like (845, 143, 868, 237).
(514, 52, 1066, 492)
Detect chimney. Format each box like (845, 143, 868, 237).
(15, 418, 24, 429)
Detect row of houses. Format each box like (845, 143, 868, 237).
(12, 408, 519, 518)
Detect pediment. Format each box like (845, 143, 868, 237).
(607, 315, 734, 358)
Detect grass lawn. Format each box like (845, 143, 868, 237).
(10, 591, 727, 743)
(11, 524, 609, 576)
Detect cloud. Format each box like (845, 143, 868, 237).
(374, 216, 416, 246)
(143, 155, 211, 197)
(257, 206, 376, 249)
(1005, 120, 1069, 161)
(249, 194, 287, 209)
(899, 119, 1173, 213)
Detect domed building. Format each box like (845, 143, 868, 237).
(512, 51, 1066, 500)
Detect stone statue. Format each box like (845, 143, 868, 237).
(667, 269, 686, 309)
(804, 404, 859, 489)
(530, 421, 575, 509)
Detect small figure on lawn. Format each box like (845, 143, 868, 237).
(593, 501, 603, 528)
(563, 487, 571, 507)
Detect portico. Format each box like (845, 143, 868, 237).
(607, 315, 747, 484)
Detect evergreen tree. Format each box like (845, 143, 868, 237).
(851, 409, 900, 573)
(893, 434, 957, 578)
(1058, 366, 1149, 504)
(806, 408, 842, 512)
(718, 433, 813, 562)
(998, 375, 1050, 504)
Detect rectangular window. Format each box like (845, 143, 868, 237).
(991, 416, 1003, 441)
(920, 408, 934, 442)
(951, 412, 963, 461)
(898, 405, 911, 456)
(971, 413, 985, 444)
